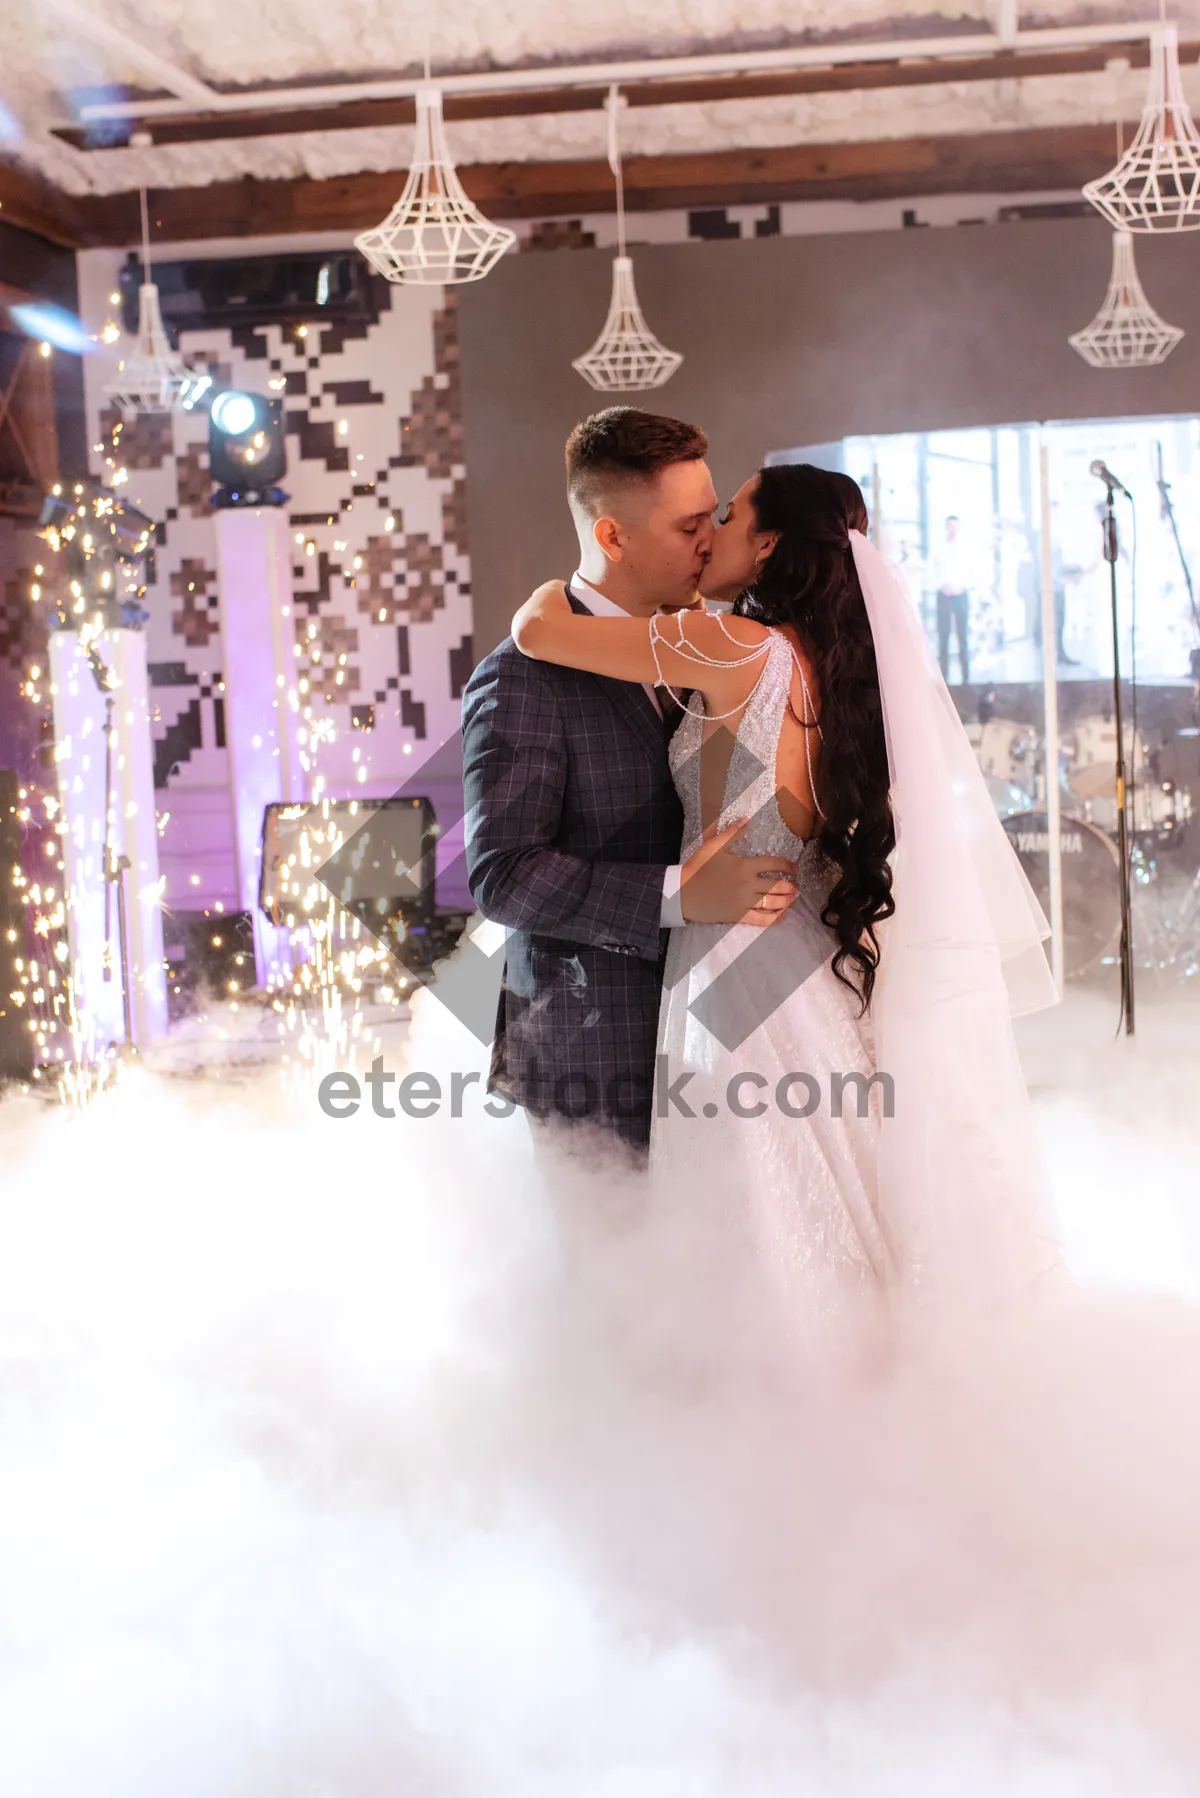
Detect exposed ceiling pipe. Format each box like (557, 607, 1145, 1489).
(66, 19, 1165, 126)
(41, 0, 221, 112)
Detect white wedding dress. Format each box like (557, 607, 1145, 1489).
(652, 627, 894, 1324)
(652, 566, 1064, 1331)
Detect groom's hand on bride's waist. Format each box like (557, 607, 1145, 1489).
(678, 818, 799, 929)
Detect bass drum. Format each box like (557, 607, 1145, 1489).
(1002, 811, 1121, 978)
(1064, 714, 1151, 802)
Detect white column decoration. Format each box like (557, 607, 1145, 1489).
(49, 626, 168, 1053)
(213, 507, 305, 987)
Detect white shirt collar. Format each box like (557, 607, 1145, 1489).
(568, 572, 638, 619)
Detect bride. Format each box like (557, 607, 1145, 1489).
(512, 462, 1064, 1323)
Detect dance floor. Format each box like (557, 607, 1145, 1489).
(2, 977, 1199, 1795)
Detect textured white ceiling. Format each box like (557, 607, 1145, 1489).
(2, 0, 1196, 195)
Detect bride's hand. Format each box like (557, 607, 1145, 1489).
(512, 580, 570, 644)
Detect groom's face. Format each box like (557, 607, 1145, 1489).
(602, 458, 718, 611)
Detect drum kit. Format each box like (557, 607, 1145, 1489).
(967, 714, 1200, 980)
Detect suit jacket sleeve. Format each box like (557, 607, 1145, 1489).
(461, 652, 668, 962)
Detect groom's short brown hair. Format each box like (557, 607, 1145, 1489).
(566, 407, 708, 518)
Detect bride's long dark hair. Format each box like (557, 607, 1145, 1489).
(732, 463, 894, 1010)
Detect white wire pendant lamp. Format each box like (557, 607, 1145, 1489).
(1083, 22, 1200, 232)
(355, 85, 516, 285)
(1069, 228, 1183, 366)
(103, 189, 212, 421)
(573, 88, 682, 391)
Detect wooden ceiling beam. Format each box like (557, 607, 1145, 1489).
(50, 39, 1173, 152)
(74, 123, 1121, 244)
(0, 161, 97, 249)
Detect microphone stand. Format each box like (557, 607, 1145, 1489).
(1101, 486, 1135, 1036)
(1154, 441, 1200, 639)
(1153, 441, 1200, 712)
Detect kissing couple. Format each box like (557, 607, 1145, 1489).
(462, 407, 1063, 1318)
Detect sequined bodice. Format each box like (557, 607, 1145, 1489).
(668, 627, 819, 865)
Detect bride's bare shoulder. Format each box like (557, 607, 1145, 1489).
(771, 624, 821, 712)
(675, 609, 770, 648)
(773, 621, 816, 665)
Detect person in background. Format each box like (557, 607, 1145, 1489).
(931, 513, 973, 686)
(1024, 508, 1080, 670)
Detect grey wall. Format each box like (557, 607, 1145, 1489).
(458, 217, 1200, 659)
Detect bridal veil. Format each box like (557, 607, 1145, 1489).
(848, 530, 1063, 1306)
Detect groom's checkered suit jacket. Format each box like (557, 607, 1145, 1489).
(461, 591, 686, 1149)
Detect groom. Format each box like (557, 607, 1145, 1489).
(460, 407, 798, 1157)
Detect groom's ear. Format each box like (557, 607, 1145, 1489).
(593, 514, 625, 564)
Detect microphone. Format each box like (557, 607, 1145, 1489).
(1090, 459, 1132, 498)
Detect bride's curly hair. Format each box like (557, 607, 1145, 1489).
(731, 463, 894, 1010)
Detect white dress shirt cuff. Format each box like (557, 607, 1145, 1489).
(660, 863, 685, 928)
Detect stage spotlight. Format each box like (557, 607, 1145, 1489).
(210, 390, 258, 436)
(208, 390, 287, 507)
